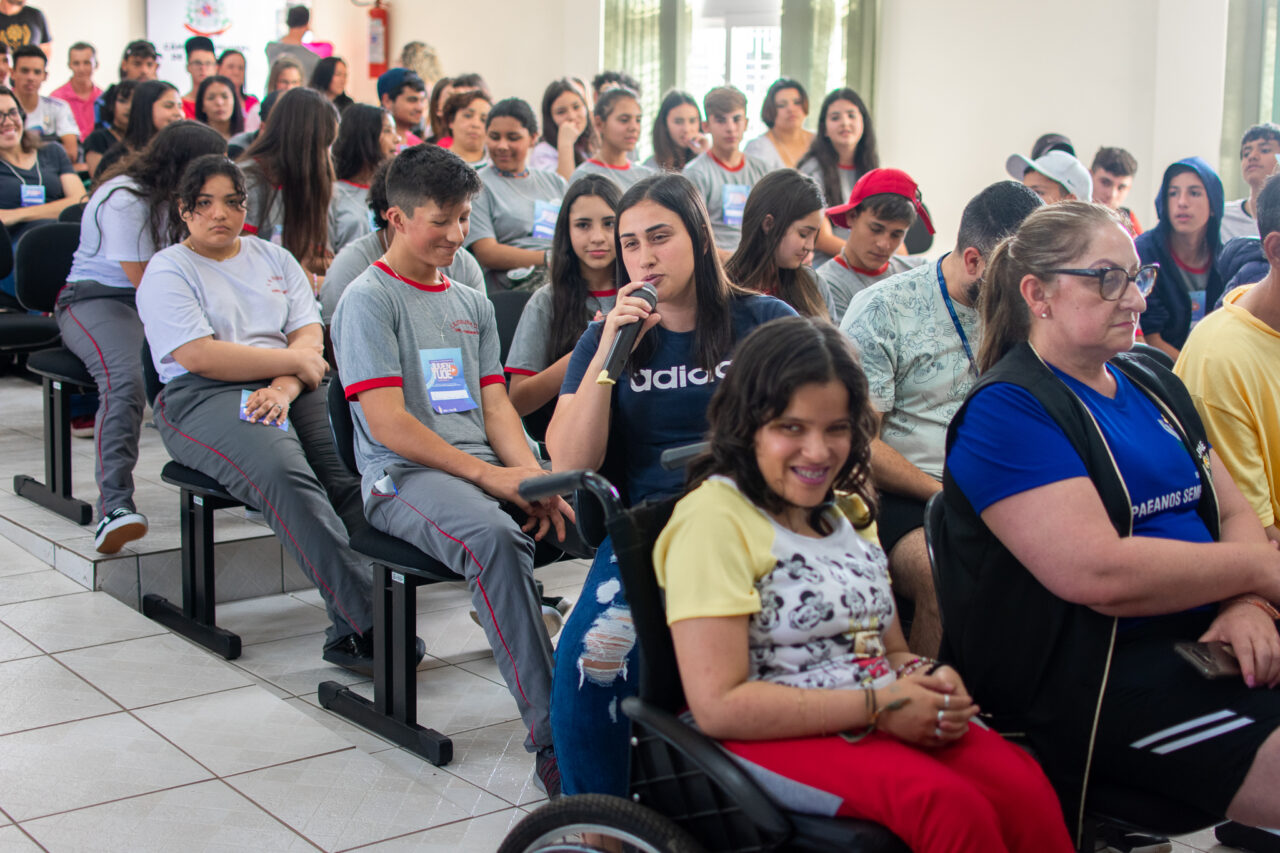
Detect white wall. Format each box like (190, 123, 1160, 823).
(30, 0, 146, 92)
(311, 0, 602, 112)
(876, 0, 1229, 243)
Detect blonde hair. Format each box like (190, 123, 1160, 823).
(978, 201, 1126, 373)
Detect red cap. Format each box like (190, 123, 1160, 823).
(825, 168, 934, 234)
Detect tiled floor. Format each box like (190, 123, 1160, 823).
(0, 371, 1259, 852)
(0, 529, 591, 852)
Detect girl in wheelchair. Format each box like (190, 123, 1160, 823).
(653, 316, 1073, 852)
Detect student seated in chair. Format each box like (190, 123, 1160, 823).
(137, 154, 385, 674)
(330, 143, 574, 797)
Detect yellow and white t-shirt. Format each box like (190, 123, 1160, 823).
(654, 476, 895, 690)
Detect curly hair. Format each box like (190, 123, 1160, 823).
(688, 316, 878, 533)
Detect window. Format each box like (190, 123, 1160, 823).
(687, 0, 781, 124)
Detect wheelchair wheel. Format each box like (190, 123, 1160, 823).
(498, 794, 705, 853)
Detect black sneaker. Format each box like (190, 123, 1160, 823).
(1216, 822, 1280, 853)
(94, 508, 148, 554)
(322, 632, 427, 676)
(532, 746, 561, 798)
(1097, 826, 1171, 853)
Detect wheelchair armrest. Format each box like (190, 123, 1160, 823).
(621, 696, 792, 841)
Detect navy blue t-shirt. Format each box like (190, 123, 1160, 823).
(948, 364, 1212, 544)
(562, 293, 795, 503)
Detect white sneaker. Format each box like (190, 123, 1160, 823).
(468, 605, 564, 639)
(94, 508, 148, 554)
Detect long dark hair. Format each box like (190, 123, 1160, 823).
(176, 154, 246, 216)
(216, 49, 250, 101)
(724, 169, 829, 319)
(332, 104, 388, 182)
(547, 175, 621, 362)
(194, 75, 244, 136)
(241, 86, 337, 264)
(309, 56, 346, 95)
(797, 88, 878, 213)
(619, 173, 750, 372)
(539, 78, 591, 164)
(426, 76, 451, 141)
(98, 80, 137, 131)
(651, 90, 700, 172)
(95, 121, 227, 250)
(122, 80, 178, 152)
(688, 316, 878, 533)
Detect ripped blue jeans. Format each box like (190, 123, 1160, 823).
(550, 535, 638, 796)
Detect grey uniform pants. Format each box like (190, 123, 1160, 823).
(55, 283, 146, 520)
(366, 463, 553, 752)
(154, 373, 374, 643)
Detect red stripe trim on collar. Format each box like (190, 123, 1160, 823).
(586, 158, 631, 171)
(710, 152, 745, 172)
(373, 260, 451, 292)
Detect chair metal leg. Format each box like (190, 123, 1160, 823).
(12, 377, 92, 525)
(320, 563, 453, 765)
(141, 489, 241, 660)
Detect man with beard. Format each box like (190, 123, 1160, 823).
(840, 181, 1041, 657)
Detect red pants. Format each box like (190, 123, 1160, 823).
(722, 724, 1074, 853)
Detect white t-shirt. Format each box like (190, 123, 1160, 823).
(138, 237, 321, 383)
(841, 257, 977, 479)
(1221, 198, 1257, 242)
(66, 176, 161, 289)
(528, 141, 560, 174)
(25, 95, 78, 142)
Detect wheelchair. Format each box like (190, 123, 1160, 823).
(499, 458, 910, 853)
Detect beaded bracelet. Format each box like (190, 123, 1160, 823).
(1235, 594, 1280, 621)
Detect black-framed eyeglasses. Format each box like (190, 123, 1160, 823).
(1042, 263, 1158, 301)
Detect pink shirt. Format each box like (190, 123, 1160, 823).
(50, 80, 101, 140)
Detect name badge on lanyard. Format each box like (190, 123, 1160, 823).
(19, 184, 45, 207)
(420, 347, 478, 414)
(532, 199, 560, 241)
(722, 184, 749, 227)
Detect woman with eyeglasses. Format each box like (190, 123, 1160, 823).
(940, 201, 1280, 845)
(0, 86, 85, 245)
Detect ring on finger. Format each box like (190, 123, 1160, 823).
(936, 709, 944, 723)
(933, 726, 943, 738)
(944, 694, 950, 710)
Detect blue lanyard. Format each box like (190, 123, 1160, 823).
(936, 255, 976, 375)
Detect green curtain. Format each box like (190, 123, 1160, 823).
(779, 0, 878, 127)
(603, 0, 691, 123)
(1221, 0, 1280, 199)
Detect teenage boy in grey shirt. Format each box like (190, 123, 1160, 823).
(331, 144, 572, 796)
(682, 85, 771, 255)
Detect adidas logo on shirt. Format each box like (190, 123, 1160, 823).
(629, 360, 732, 392)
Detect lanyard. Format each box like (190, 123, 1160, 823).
(936, 255, 976, 375)
(1, 152, 41, 187)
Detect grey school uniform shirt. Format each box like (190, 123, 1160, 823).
(568, 159, 656, 194)
(466, 168, 567, 253)
(331, 261, 505, 499)
(319, 230, 485, 323)
(504, 282, 618, 377)
(682, 151, 772, 251)
(818, 254, 921, 325)
(328, 180, 372, 255)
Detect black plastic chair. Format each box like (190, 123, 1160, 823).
(922, 492, 1219, 851)
(323, 373, 467, 766)
(58, 202, 86, 224)
(138, 342, 244, 660)
(504, 468, 911, 853)
(11, 222, 93, 524)
(490, 288, 533, 365)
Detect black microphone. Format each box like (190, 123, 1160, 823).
(596, 283, 659, 386)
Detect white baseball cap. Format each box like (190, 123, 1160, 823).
(1005, 150, 1093, 203)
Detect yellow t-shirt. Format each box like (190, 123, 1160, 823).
(1175, 284, 1280, 527)
(654, 476, 893, 690)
